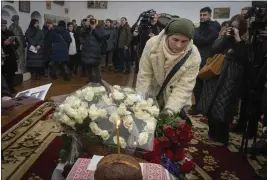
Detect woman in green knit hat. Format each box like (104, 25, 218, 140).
(136, 18, 201, 115)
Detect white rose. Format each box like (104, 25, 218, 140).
(135, 111, 152, 121)
(146, 106, 160, 117)
(124, 94, 137, 106)
(123, 115, 133, 131)
(132, 104, 141, 113)
(85, 90, 94, 101)
(138, 100, 149, 109)
(138, 132, 149, 146)
(75, 90, 82, 98)
(113, 85, 121, 90)
(102, 95, 113, 105)
(123, 87, 134, 93)
(112, 90, 125, 101)
(113, 136, 127, 148)
(89, 122, 102, 135)
(109, 113, 120, 124)
(99, 86, 106, 93)
(88, 105, 100, 121)
(98, 108, 108, 119)
(100, 130, 110, 141)
(77, 106, 88, 120)
(61, 104, 78, 118)
(117, 103, 127, 116)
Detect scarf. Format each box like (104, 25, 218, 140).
(163, 36, 185, 74)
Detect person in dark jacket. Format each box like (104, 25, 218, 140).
(1, 19, 19, 93)
(42, 19, 53, 76)
(80, 18, 106, 83)
(50, 21, 72, 81)
(197, 14, 248, 145)
(25, 19, 45, 79)
(115, 17, 133, 73)
(2, 74, 12, 101)
(190, 7, 221, 115)
(101, 19, 116, 71)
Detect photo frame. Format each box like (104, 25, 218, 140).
(65, 8, 69, 14)
(53, 1, 64, 6)
(19, 1, 30, 13)
(213, 8, 230, 19)
(87, 1, 108, 9)
(46, 0, 52, 10)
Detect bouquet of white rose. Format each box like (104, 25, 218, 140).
(53, 83, 160, 163)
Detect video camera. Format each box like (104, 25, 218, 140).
(139, 9, 156, 28)
(244, 1, 267, 30)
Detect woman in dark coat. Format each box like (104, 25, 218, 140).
(1, 19, 19, 93)
(42, 19, 53, 75)
(80, 19, 106, 83)
(50, 21, 72, 81)
(197, 14, 249, 145)
(25, 19, 45, 79)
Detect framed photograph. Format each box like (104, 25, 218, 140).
(19, 1, 30, 13)
(87, 1, 108, 9)
(53, 1, 64, 6)
(65, 8, 69, 14)
(46, 0, 52, 10)
(213, 8, 230, 19)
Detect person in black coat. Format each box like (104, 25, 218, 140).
(42, 19, 53, 75)
(80, 19, 106, 83)
(1, 74, 12, 101)
(1, 19, 19, 93)
(50, 21, 72, 81)
(25, 19, 45, 79)
(190, 7, 221, 115)
(197, 14, 249, 145)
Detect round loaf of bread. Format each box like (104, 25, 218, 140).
(94, 154, 143, 180)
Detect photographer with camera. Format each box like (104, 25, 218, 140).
(80, 16, 107, 83)
(197, 14, 249, 145)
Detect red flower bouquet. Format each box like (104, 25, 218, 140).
(144, 113, 195, 178)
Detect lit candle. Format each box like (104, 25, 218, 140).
(116, 120, 121, 160)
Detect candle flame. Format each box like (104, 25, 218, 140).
(116, 120, 120, 127)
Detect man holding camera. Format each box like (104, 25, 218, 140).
(80, 15, 107, 83)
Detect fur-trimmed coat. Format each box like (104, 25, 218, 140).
(136, 30, 201, 113)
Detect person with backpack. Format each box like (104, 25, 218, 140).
(80, 17, 107, 83)
(50, 21, 72, 81)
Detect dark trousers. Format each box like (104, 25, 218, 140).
(85, 64, 101, 83)
(193, 77, 203, 106)
(116, 48, 130, 72)
(49, 61, 70, 80)
(3, 71, 15, 91)
(263, 87, 267, 127)
(69, 54, 79, 74)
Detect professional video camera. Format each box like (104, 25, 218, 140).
(139, 9, 157, 28)
(244, 1, 267, 30)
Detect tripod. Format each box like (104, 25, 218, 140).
(240, 30, 267, 156)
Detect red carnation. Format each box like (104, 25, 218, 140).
(165, 149, 174, 159)
(173, 147, 185, 161)
(163, 125, 179, 144)
(159, 137, 171, 148)
(180, 159, 196, 173)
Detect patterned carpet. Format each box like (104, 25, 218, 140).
(1, 101, 266, 180)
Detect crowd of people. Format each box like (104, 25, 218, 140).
(1, 6, 266, 149)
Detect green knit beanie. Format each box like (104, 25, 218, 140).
(165, 18, 195, 39)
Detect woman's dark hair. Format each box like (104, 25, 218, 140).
(105, 19, 112, 23)
(67, 22, 73, 27)
(221, 21, 229, 27)
(29, 19, 39, 28)
(58, 20, 66, 28)
(228, 14, 247, 37)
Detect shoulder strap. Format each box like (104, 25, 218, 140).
(58, 34, 67, 45)
(156, 49, 192, 100)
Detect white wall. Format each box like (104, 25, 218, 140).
(69, 1, 252, 26)
(1, 1, 70, 33)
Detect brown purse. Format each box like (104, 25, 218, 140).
(198, 54, 225, 80)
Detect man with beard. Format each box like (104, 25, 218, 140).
(190, 7, 221, 115)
